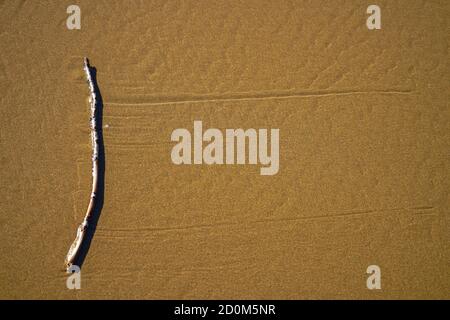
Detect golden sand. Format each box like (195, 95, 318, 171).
(0, 1, 448, 299)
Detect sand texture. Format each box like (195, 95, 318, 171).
(0, 0, 449, 299)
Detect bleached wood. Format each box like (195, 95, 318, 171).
(65, 58, 99, 271)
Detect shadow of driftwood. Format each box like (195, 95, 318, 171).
(71, 61, 105, 270)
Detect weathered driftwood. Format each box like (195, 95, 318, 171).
(65, 58, 99, 271)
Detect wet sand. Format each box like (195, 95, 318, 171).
(0, 1, 449, 299)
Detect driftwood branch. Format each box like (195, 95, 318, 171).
(65, 58, 100, 271)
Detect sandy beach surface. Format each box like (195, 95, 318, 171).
(0, 1, 449, 299)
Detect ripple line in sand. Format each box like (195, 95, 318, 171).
(106, 88, 413, 107)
